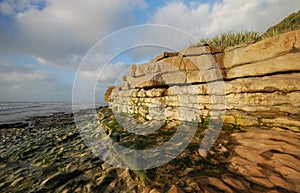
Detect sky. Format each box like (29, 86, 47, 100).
(0, 0, 299, 103)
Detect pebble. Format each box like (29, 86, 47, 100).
(167, 185, 184, 193)
(196, 149, 208, 159)
(150, 188, 161, 193)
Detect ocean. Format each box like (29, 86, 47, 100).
(0, 102, 102, 124)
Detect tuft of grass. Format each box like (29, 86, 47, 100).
(200, 10, 300, 49)
(200, 31, 260, 49)
(261, 10, 300, 39)
(260, 29, 280, 40)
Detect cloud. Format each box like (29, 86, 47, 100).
(0, 1, 14, 15)
(79, 61, 129, 85)
(0, 0, 45, 16)
(124, 0, 300, 64)
(150, 0, 300, 38)
(1, 0, 299, 103)
(73, 58, 130, 103)
(2, 0, 298, 67)
(150, 1, 210, 36)
(0, 0, 147, 68)
(0, 59, 72, 101)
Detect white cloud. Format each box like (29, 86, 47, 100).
(151, 1, 210, 36)
(150, 0, 300, 38)
(0, 0, 147, 68)
(1, 0, 299, 103)
(79, 61, 129, 84)
(3, 0, 298, 68)
(0, 60, 72, 101)
(0, 0, 44, 16)
(0, 1, 14, 15)
(73, 61, 129, 103)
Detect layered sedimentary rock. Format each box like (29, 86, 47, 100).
(104, 86, 115, 102)
(105, 30, 300, 132)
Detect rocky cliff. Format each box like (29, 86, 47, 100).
(106, 30, 300, 132)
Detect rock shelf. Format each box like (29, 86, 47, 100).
(0, 107, 299, 192)
(106, 30, 300, 132)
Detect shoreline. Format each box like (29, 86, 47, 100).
(0, 105, 105, 129)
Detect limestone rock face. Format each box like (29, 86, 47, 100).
(224, 30, 300, 69)
(104, 86, 115, 102)
(106, 30, 300, 131)
(100, 30, 300, 193)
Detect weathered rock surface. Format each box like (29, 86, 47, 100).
(107, 30, 300, 132)
(96, 108, 300, 193)
(104, 86, 115, 102)
(0, 110, 146, 193)
(1, 107, 300, 192)
(2, 31, 300, 193)
(103, 30, 300, 192)
(229, 128, 300, 192)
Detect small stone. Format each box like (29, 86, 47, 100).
(61, 189, 69, 193)
(167, 185, 184, 193)
(183, 187, 193, 192)
(275, 165, 300, 183)
(150, 188, 161, 193)
(207, 177, 234, 193)
(208, 149, 215, 156)
(196, 149, 207, 159)
(11, 177, 24, 187)
(219, 145, 228, 154)
(222, 175, 247, 190)
(268, 175, 292, 190)
(176, 180, 185, 187)
(210, 158, 219, 165)
(187, 181, 201, 192)
(248, 177, 274, 188)
(266, 190, 282, 193)
(181, 168, 194, 176)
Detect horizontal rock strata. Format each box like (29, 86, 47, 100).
(106, 30, 300, 132)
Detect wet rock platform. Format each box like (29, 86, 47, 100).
(0, 107, 299, 192)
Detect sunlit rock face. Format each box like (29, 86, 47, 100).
(105, 30, 300, 132)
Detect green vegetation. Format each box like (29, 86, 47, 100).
(261, 10, 300, 39)
(201, 10, 300, 49)
(200, 31, 260, 49)
(200, 114, 211, 128)
(132, 112, 139, 118)
(231, 117, 240, 131)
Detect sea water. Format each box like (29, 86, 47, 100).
(0, 102, 101, 124)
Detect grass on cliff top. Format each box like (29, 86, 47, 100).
(200, 31, 260, 49)
(261, 10, 300, 39)
(200, 10, 300, 49)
